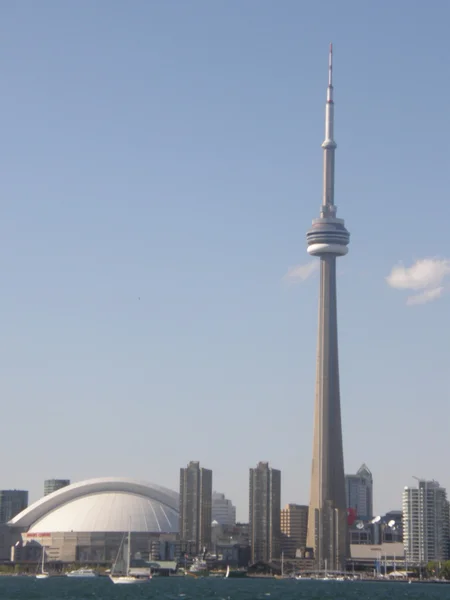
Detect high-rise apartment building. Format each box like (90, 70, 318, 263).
(0, 490, 28, 523)
(345, 464, 373, 520)
(179, 461, 212, 554)
(249, 462, 281, 563)
(280, 504, 308, 558)
(44, 479, 70, 496)
(403, 479, 449, 564)
(212, 492, 236, 527)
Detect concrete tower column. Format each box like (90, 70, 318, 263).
(305, 45, 350, 571)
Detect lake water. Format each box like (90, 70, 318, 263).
(0, 576, 448, 600)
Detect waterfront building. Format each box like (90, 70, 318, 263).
(44, 479, 70, 496)
(211, 521, 250, 567)
(350, 542, 404, 570)
(212, 491, 236, 527)
(345, 464, 373, 520)
(349, 524, 372, 545)
(0, 490, 28, 524)
(403, 479, 449, 564)
(7, 477, 179, 563)
(306, 44, 350, 570)
(179, 461, 212, 554)
(249, 462, 281, 562)
(280, 504, 308, 558)
(350, 510, 403, 545)
(382, 510, 403, 543)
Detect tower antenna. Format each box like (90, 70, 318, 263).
(328, 43, 333, 90)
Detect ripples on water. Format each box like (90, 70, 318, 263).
(0, 576, 448, 600)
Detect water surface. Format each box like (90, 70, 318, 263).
(0, 576, 447, 600)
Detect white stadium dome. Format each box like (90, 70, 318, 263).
(9, 477, 179, 534)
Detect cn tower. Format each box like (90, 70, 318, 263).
(306, 45, 350, 570)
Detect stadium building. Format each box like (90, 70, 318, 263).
(3, 477, 180, 564)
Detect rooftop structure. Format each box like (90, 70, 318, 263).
(10, 477, 179, 533)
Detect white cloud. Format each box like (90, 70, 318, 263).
(284, 261, 318, 283)
(406, 287, 444, 306)
(386, 258, 450, 305)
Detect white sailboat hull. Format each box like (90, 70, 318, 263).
(36, 573, 50, 579)
(109, 575, 151, 584)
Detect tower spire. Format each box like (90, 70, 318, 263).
(322, 42, 336, 212)
(327, 43, 333, 101)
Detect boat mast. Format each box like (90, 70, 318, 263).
(126, 519, 131, 576)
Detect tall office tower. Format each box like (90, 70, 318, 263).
(179, 461, 212, 554)
(44, 479, 70, 496)
(0, 490, 28, 523)
(403, 479, 450, 564)
(212, 491, 236, 527)
(306, 44, 350, 571)
(280, 504, 308, 558)
(345, 464, 373, 520)
(249, 462, 281, 563)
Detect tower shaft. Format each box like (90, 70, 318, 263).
(306, 45, 350, 571)
(306, 255, 348, 568)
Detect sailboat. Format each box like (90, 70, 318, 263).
(109, 522, 151, 584)
(224, 565, 230, 579)
(36, 547, 49, 579)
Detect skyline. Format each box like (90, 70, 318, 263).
(2, 1, 450, 522)
(1, 468, 439, 526)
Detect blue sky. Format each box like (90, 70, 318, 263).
(1, 1, 449, 521)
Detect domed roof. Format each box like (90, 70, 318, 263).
(9, 477, 179, 534)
